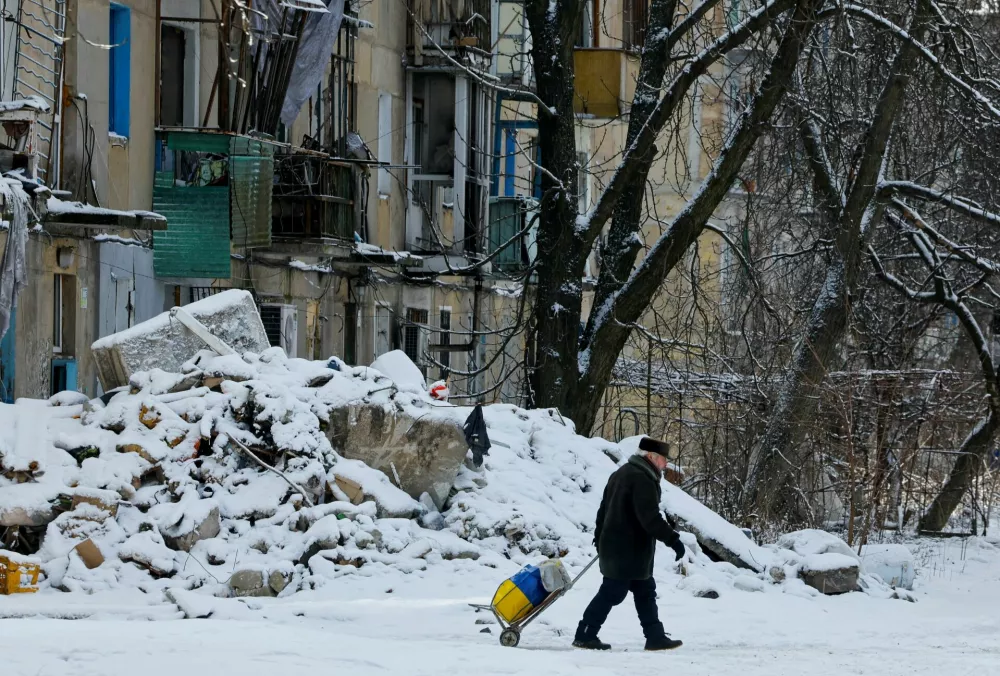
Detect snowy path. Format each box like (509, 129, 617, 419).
(4, 538, 999, 676)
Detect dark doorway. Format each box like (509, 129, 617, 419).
(160, 25, 186, 126)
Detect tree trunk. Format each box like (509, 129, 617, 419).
(743, 0, 931, 522)
(524, 1, 588, 415)
(919, 413, 997, 533)
(566, 0, 822, 434)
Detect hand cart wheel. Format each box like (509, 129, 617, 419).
(499, 628, 521, 648)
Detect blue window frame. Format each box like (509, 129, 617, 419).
(109, 3, 131, 137)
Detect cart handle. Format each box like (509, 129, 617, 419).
(565, 555, 599, 590)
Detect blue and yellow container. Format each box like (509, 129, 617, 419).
(491, 564, 550, 623)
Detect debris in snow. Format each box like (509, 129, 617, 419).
(369, 349, 426, 392)
(777, 529, 861, 563)
(91, 289, 269, 390)
(327, 402, 467, 511)
(0, 309, 917, 603)
(73, 539, 105, 570)
(860, 544, 915, 590)
(798, 553, 860, 595)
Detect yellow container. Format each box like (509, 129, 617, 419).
(0, 555, 41, 594)
(492, 579, 535, 624)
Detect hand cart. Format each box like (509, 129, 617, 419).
(470, 556, 598, 648)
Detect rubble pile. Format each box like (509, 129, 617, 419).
(0, 293, 917, 603)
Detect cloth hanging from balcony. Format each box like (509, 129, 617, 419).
(0, 178, 30, 341)
(254, 0, 345, 129)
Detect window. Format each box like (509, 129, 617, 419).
(403, 308, 429, 372)
(53, 274, 76, 357)
(727, 0, 741, 29)
(344, 303, 357, 366)
(378, 92, 392, 195)
(329, 11, 357, 154)
(577, 151, 589, 213)
(576, 0, 594, 47)
(413, 100, 425, 170)
(374, 303, 391, 359)
(53, 274, 64, 354)
(438, 308, 452, 380)
(623, 0, 648, 51)
(159, 25, 185, 126)
(109, 3, 131, 137)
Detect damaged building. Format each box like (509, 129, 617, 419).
(0, 0, 529, 403)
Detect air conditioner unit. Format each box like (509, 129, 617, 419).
(260, 304, 299, 358)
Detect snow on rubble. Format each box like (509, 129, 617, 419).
(0, 308, 920, 609)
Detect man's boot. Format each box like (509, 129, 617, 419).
(644, 634, 683, 651)
(572, 623, 611, 651)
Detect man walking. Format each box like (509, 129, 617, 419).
(573, 437, 686, 652)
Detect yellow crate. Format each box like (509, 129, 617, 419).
(0, 555, 41, 594)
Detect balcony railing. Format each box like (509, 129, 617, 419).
(408, 0, 492, 67)
(271, 157, 356, 240)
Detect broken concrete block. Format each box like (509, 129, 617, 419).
(118, 532, 176, 577)
(71, 488, 120, 518)
(332, 475, 365, 505)
(161, 505, 221, 553)
(777, 529, 860, 563)
(229, 569, 274, 598)
(0, 484, 65, 527)
(326, 403, 467, 510)
(92, 289, 269, 392)
(798, 553, 860, 595)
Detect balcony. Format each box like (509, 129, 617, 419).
(573, 49, 640, 118)
(488, 196, 537, 274)
(408, 0, 492, 70)
(153, 130, 277, 279)
(409, 175, 456, 252)
(271, 155, 356, 241)
(496, 0, 533, 88)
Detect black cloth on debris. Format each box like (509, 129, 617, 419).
(463, 404, 491, 467)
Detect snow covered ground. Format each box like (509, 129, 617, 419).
(4, 535, 999, 675)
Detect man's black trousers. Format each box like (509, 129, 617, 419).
(576, 576, 665, 640)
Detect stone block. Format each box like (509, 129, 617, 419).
(799, 553, 860, 595)
(326, 403, 467, 509)
(92, 289, 269, 391)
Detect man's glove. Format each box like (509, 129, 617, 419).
(669, 538, 685, 561)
